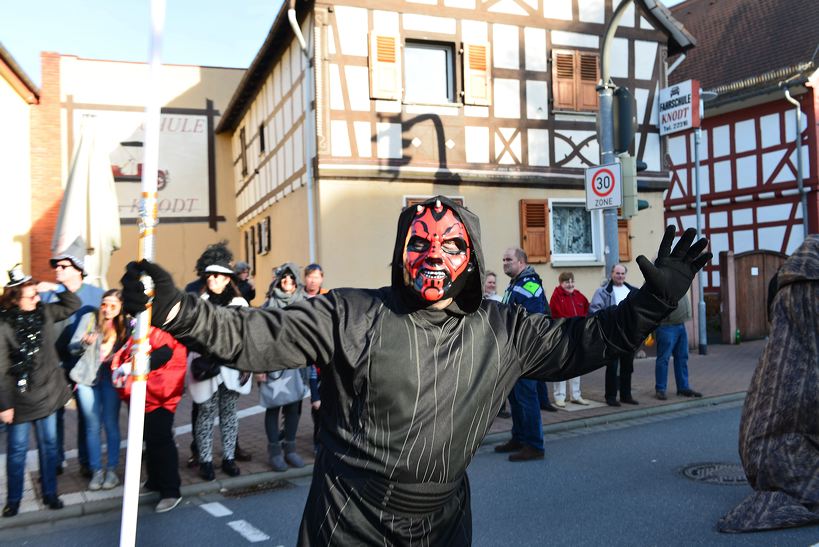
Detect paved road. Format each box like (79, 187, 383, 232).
(3, 402, 817, 546)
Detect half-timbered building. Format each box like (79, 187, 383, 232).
(666, 0, 818, 296)
(220, 0, 695, 296)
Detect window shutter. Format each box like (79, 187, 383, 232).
(463, 42, 491, 106)
(578, 53, 599, 111)
(368, 33, 401, 100)
(519, 200, 550, 263)
(618, 219, 632, 262)
(552, 50, 576, 111)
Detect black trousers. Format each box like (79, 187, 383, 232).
(605, 352, 635, 400)
(145, 408, 180, 499)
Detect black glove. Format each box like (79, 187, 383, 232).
(120, 260, 183, 327)
(636, 226, 712, 305)
(149, 345, 174, 370)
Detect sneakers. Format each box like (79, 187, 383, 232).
(2, 503, 19, 517)
(508, 445, 545, 462)
(221, 459, 241, 477)
(572, 397, 590, 405)
(494, 439, 523, 453)
(554, 399, 567, 408)
(199, 461, 215, 481)
(102, 470, 120, 490)
(89, 469, 105, 491)
(155, 497, 182, 513)
(42, 495, 64, 510)
(655, 391, 668, 400)
(678, 389, 703, 397)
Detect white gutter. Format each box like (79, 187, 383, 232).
(288, 2, 317, 263)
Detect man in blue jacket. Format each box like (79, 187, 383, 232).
(494, 247, 552, 461)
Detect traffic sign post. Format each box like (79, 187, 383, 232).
(585, 162, 622, 211)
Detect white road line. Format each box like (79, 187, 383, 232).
(227, 519, 271, 543)
(200, 502, 233, 517)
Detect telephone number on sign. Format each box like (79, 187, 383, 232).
(663, 121, 690, 131)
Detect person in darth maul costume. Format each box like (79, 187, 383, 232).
(121, 196, 711, 546)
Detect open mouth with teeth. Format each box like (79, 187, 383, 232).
(420, 269, 447, 279)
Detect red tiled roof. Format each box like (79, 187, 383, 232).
(669, 0, 819, 89)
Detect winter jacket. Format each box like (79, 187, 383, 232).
(589, 280, 638, 314)
(113, 327, 188, 413)
(549, 286, 590, 319)
(502, 266, 550, 316)
(0, 290, 79, 423)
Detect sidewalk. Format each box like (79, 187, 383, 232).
(0, 339, 765, 530)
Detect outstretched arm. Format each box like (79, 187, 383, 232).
(518, 226, 711, 381)
(121, 261, 336, 372)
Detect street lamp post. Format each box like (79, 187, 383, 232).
(693, 90, 717, 354)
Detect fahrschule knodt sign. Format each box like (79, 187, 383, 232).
(658, 79, 701, 136)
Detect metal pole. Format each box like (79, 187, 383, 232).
(120, 1, 164, 544)
(782, 87, 810, 238)
(693, 96, 707, 355)
(599, 0, 633, 274)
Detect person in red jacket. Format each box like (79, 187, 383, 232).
(112, 327, 187, 513)
(548, 272, 591, 407)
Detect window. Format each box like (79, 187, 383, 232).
(548, 199, 603, 263)
(259, 123, 266, 154)
(552, 50, 599, 112)
(258, 217, 271, 255)
(239, 127, 248, 176)
(404, 41, 456, 104)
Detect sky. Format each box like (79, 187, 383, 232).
(3, 0, 285, 87)
(3, 0, 686, 88)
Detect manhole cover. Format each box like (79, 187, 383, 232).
(222, 480, 295, 498)
(681, 463, 748, 485)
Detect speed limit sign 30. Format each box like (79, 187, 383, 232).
(585, 163, 622, 211)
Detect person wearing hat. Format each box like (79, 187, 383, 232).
(41, 239, 104, 477)
(234, 261, 256, 303)
(0, 265, 80, 516)
(186, 243, 252, 480)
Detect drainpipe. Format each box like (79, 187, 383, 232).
(780, 78, 810, 239)
(289, 0, 317, 263)
(666, 53, 686, 76)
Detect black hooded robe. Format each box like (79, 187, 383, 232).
(166, 197, 673, 545)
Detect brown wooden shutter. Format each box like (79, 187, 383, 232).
(463, 42, 491, 106)
(618, 219, 632, 262)
(519, 200, 550, 263)
(551, 50, 576, 111)
(578, 53, 599, 111)
(369, 34, 401, 100)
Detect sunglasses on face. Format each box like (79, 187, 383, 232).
(53, 263, 74, 270)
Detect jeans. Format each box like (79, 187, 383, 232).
(76, 377, 121, 472)
(654, 324, 691, 393)
(56, 391, 87, 467)
(509, 379, 544, 451)
(6, 413, 59, 504)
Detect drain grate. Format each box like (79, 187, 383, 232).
(680, 462, 748, 485)
(222, 479, 295, 498)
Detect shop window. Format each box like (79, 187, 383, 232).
(552, 50, 599, 112)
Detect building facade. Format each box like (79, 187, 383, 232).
(221, 0, 695, 299)
(28, 53, 245, 286)
(0, 44, 38, 274)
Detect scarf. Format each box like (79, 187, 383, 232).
(2, 306, 45, 389)
(206, 288, 235, 308)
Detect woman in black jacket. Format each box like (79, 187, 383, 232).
(0, 266, 79, 517)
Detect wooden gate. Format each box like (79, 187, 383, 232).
(733, 250, 788, 340)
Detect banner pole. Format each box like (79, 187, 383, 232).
(120, 1, 165, 545)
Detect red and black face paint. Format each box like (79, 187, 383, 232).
(403, 202, 472, 302)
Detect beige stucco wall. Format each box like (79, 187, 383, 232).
(316, 179, 667, 297)
(0, 75, 32, 273)
(56, 57, 245, 287)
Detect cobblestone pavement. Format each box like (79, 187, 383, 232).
(0, 338, 765, 526)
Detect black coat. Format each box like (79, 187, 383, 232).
(0, 290, 79, 423)
(166, 196, 673, 545)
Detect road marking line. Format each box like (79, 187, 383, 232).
(227, 519, 270, 543)
(200, 502, 233, 517)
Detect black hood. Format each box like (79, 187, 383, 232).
(390, 195, 486, 313)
